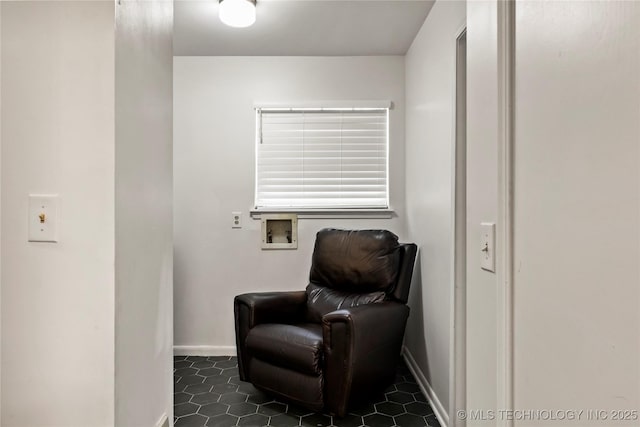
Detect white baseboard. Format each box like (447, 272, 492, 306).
(174, 345, 236, 356)
(402, 346, 449, 427)
(155, 413, 169, 427)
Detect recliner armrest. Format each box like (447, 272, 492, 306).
(322, 302, 409, 417)
(234, 291, 307, 381)
(235, 291, 308, 327)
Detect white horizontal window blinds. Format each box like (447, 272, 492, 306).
(255, 108, 389, 209)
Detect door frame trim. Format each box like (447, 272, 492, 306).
(450, 22, 468, 427)
(496, 1, 516, 426)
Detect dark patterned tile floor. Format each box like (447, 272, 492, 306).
(174, 356, 441, 427)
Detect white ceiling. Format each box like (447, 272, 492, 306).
(174, 0, 435, 56)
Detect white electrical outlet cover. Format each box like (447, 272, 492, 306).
(232, 211, 242, 228)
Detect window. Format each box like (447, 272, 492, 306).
(255, 107, 389, 210)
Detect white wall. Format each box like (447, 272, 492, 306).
(465, 1, 502, 423)
(513, 1, 640, 424)
(174, 56, 406, 352)
(1, 2, 174, 426)
(114, 1, 174, 426)
(0, 4, 3, 421)
(1, 2, 116, 426)
(404, 1, 466, 422)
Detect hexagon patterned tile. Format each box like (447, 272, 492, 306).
(174, 356, 441, 427)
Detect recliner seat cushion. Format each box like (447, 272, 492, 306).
(305, 283, 386, 323)
(309, 229, 401, 292)
(245, 323, 323, 375)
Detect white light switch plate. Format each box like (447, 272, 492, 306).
(480, 222, 495, 272)
(28, 194, 59, 242)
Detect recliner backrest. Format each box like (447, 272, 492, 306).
(304, 283, 387, 323)
(309, 228, 401, 292)
(391, 243, 417, 304)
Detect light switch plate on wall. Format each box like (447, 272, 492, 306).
(480, 222, 495, 272)
(28, 194, 59, 243)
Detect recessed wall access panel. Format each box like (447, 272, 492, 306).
(261, 214, 298, 250)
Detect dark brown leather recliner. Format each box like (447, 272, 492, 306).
(234, 228, 417, 417)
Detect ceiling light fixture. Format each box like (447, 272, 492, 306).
(219, 0, 257, 28)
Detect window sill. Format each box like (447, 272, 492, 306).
(250, 208, 395, 220)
